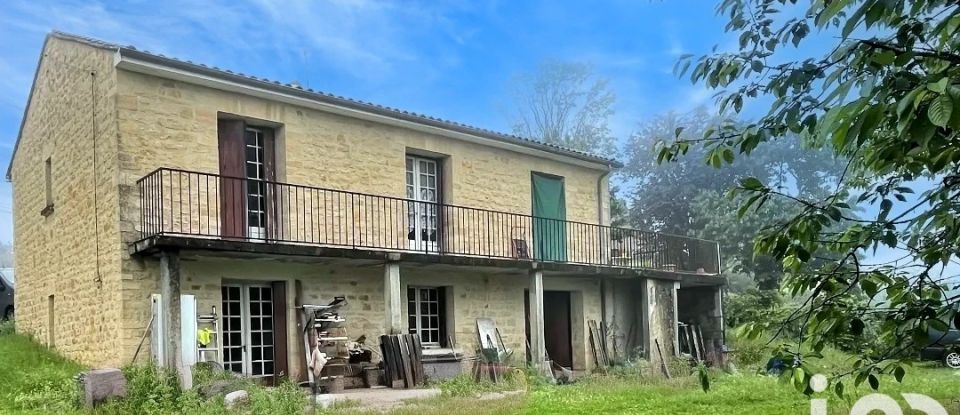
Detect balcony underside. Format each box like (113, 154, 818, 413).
(130, 234, 725, 286)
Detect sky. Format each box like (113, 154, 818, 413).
(0, 0, 740, 244)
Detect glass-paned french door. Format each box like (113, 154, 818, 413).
(408, 287, 443, 347)
(221, 284, 275, 378)
(245, 128, 267, 240)
(406, 156, 439, 251)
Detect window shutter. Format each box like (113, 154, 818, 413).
(271, 281, 288, 383)
(218, 119, 245, 238)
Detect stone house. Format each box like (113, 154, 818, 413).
(6, 32, 725, 384)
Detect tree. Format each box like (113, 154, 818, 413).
(507, 59, 617, 157)
(624, 108, 842, 289)
(662, 0, 960, 392)
(691, 190, 798, 290)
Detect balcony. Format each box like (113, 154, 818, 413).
(133, 168, 720, 275)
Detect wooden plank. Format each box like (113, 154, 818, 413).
(398, 335, 414, 388)
(655, 339, 671, 378)
(412, 335, 425, 386)
(689, 325, 702, 362)
(695, 325, 707, 364)
(587, 321, 599, 367)
(379, 336, 391, 385)
(402, 334, 416, 386)
(588, 320, 608, 370)
(600, 321, 609, 364)
(390, 336, 404, 386)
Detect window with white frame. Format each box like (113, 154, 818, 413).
(244, 127, 267, 239)
(405, 156, 439, 249)
(407, 287, 445, 347)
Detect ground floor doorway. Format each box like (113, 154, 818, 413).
(525, 290, 573, 369)
(220, 281, 288, 383)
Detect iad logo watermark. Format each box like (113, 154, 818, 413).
(808, 374, 948, 415)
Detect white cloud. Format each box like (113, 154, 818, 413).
(0, 0, 483, 243)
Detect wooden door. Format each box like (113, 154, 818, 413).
(218, 119, 276, 239)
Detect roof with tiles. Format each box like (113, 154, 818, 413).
(47, 31, 621, 169)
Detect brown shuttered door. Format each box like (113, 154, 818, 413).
(271, 281, 289, 383)
(218, 119, 246, 238)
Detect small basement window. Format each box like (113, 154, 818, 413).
(408, 286, 446, 347)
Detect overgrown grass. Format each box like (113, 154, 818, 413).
(0, 327, 86, 414)
(2, 325, 958, 414)
(0, 327, 310, 414)
(435, 368, 531, 397)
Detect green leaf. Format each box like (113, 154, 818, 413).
(897, 88, 923, 119)
(793, 367, 805, 386)
(871, 51, 896, 65)
(928, 94, 954, 128)
(722, 148, 735, 164)
(741, 177, 764, 190)
(928, 78, 949, 93)
(868, 374, 879, 391)
(894, 366, 905, 383)
(861, 279, 878, 297)
(834, 381, 844, 398)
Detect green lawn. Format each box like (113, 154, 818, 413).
(0, 328, 87, 414)
(2, 325, 958, 414)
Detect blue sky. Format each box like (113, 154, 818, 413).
(0, 0, 735, 243)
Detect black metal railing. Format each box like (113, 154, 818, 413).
(137, 168, 720, 274)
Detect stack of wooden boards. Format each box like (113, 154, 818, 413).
(588, 320, 610, 369)
(379, 334, 425, 388)
(678, 322, 707, 362)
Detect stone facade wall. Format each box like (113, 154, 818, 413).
(112, 65, 612, 363)
(140, 256, 602, 379)
(8, 37, 125, 366)
(113, 69, 610, 244)
(606, 279, 646, 360)
(11, 38, 621, 370)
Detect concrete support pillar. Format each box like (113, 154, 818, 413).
(384, 256, 402, 335)
(714, 287, 726, 346)
(527, 268, 547, 373)
(639, 278, 653, 362)
(672, 281, 681, 356)
(159, 250, 182, 380)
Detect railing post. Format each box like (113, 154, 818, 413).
(715, 242, 722, 274)
(158, 169, 165, 236)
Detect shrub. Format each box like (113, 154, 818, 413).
(248, 380, 305, 414)
(729, 334, 772, 370)
(12, 377, 80, 412)
(94, 365, 184, 414)
(437, 368, 529, 397)
(0, 318, 14, 335)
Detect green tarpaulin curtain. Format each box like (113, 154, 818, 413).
(532, 173, 567, 261)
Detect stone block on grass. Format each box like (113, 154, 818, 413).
(80, 368, 127, 408)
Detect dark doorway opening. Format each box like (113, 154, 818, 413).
(525, 290, 573, 368)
